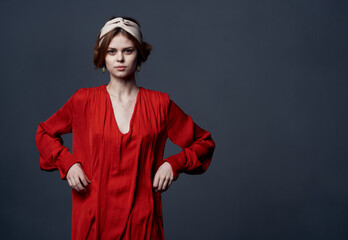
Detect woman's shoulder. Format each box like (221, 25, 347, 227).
(140, 86, 170, 102)
(71, 84, 106, 99)
(140, 87, 172, 113)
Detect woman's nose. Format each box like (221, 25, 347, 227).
(116, 52, 124, 62)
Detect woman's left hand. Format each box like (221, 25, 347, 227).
(153, 162, 174, 192)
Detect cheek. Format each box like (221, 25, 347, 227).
(128, 54, 138, 66)
(104, 56, 112, 66)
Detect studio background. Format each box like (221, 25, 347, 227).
(1, 0, 347, 239)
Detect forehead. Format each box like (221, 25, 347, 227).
(108, 33, 135, 49)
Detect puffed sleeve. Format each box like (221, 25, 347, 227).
(35, 90, 80, 179)
(164, 99, 215, 180)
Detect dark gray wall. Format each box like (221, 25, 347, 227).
(1, 0, 347, 239)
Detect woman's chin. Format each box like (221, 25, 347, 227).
(110, 72, 135, 81)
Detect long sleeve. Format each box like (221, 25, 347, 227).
(35, 90, 80, 179)
(164, 99, 215, 180)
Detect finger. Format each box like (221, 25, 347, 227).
(77, 179, 86, 192)
(67, 178, 72, 188)
(157, 176, 164, 192)
(74, 177, 85, 191)
(70, 178, 77, 191)
(153, 173, 159, 189)
(77, 164, 91, 184)
(79, 173, 89, 188)
(165, 176, 173, 191)
(164, 177, 174, 192)
(161, 178, 169, 191)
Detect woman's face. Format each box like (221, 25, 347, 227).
(105, 33, 138, 80)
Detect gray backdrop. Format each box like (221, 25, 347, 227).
(1, 0, 347, 239)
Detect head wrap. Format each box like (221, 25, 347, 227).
(98, 17, 142, 47)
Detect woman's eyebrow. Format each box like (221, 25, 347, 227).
(107, 46, 135, 50)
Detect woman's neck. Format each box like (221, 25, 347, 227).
(106, 74, 139, 100)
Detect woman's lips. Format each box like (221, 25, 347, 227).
(116, 66, 126, 71)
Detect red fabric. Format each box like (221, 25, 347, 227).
(35, 85, 215, 239)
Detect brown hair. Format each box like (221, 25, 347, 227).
(93, 16, 152, 69)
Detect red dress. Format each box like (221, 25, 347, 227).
(35, 85, 215, 239)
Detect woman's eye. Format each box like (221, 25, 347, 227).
(107, 50, 116, 54)
(124, 49, 133, 54)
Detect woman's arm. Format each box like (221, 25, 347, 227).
(153, 98, 216, 192)
(35, 90, 91, 192)
(35, 92, 76, 179)
(164, 99, 216, 180)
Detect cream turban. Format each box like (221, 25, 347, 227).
(98, 17, 142, 47)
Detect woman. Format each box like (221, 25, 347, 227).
(35, 16, 215, 240)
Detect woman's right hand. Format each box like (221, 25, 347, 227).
(66, 163, 91, 192)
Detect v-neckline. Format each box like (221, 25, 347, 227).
(105, 84, 141, 135)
